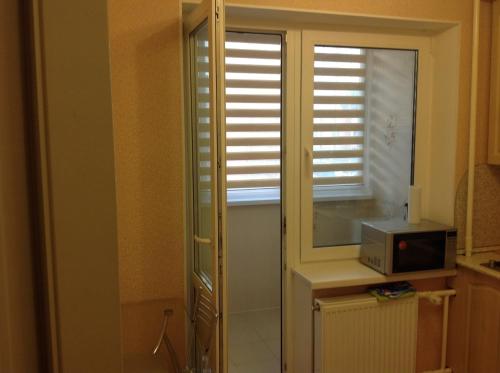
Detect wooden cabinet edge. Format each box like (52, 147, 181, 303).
(447, 267, 500, 372)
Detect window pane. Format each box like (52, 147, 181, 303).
(225, 32, 282, 197)
(313, 47, 417, 248)
(191, 21, 213, 287)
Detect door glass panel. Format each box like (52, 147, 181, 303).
(192, 21, 213, 289)
(311, 47, 418, 248)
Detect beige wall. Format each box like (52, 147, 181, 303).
(108, 0, 185, 305)
(0, 1, 40, 371)
(107, 0, 186, 365)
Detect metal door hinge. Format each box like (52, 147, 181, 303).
(283, 216, 287, 235)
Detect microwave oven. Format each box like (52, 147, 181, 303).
(360, 219, 457, 275)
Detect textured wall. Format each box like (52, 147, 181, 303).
(108, 0, 185, 304)
(456, 164, 500, 249)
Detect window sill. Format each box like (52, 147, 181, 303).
(227, 185, 373, 206)
(227, 188, 281, 206)
(313, 185, 373, 202)
(292, 259, 457, 290)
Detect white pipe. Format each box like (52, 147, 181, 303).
(465, 0, 481, 257)
(440, 296, 450, 370)
(417, 289, 456, 373)
(417, 289, 457, 300)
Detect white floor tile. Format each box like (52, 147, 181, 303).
(264, 338, 281, 359)
(229, 341, 276, 366)
(228, 309, 281, 373)
(228, 361, 241, 373)
(247, 309, 281, 341)
(229, 313, 261, 346)
(236, 359, 281, 373)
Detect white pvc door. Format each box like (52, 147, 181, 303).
(185, 0, 226, 371)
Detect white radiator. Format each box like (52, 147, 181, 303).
(314, 294, 418, 373)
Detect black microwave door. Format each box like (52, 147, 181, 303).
(392, 231, 446, 273)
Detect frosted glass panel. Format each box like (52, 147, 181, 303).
(312, 47, 417, 248)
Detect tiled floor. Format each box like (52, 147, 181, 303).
(228, 308, 281, 373)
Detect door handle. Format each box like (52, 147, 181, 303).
(194, 235, 211, 245)
(304, 147, 313, 176)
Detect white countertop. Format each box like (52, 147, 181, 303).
(292, 259, 457, 290)
(456, 252, 500, 280)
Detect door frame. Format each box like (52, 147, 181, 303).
(222, 25, 289, 373)
(222, 21, 293, 373)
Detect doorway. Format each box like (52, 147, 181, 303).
(224, 30, 283, 373)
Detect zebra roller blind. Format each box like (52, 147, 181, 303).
(223, 35, 366, 193)
(313, 45, 366, 187)
(225, 32, 282, 190)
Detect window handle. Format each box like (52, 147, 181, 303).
(194, 235, 211, 245)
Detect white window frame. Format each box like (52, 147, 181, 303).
(300, 29, 433, 263)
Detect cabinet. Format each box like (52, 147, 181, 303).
(447, 267, 500, 373)
(489, 1, 500, 164)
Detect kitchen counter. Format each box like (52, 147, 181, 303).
(456, 251, 500, 280)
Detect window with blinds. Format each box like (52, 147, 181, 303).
(225, 32, 282, 197)
(313, 45, 366, 188)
